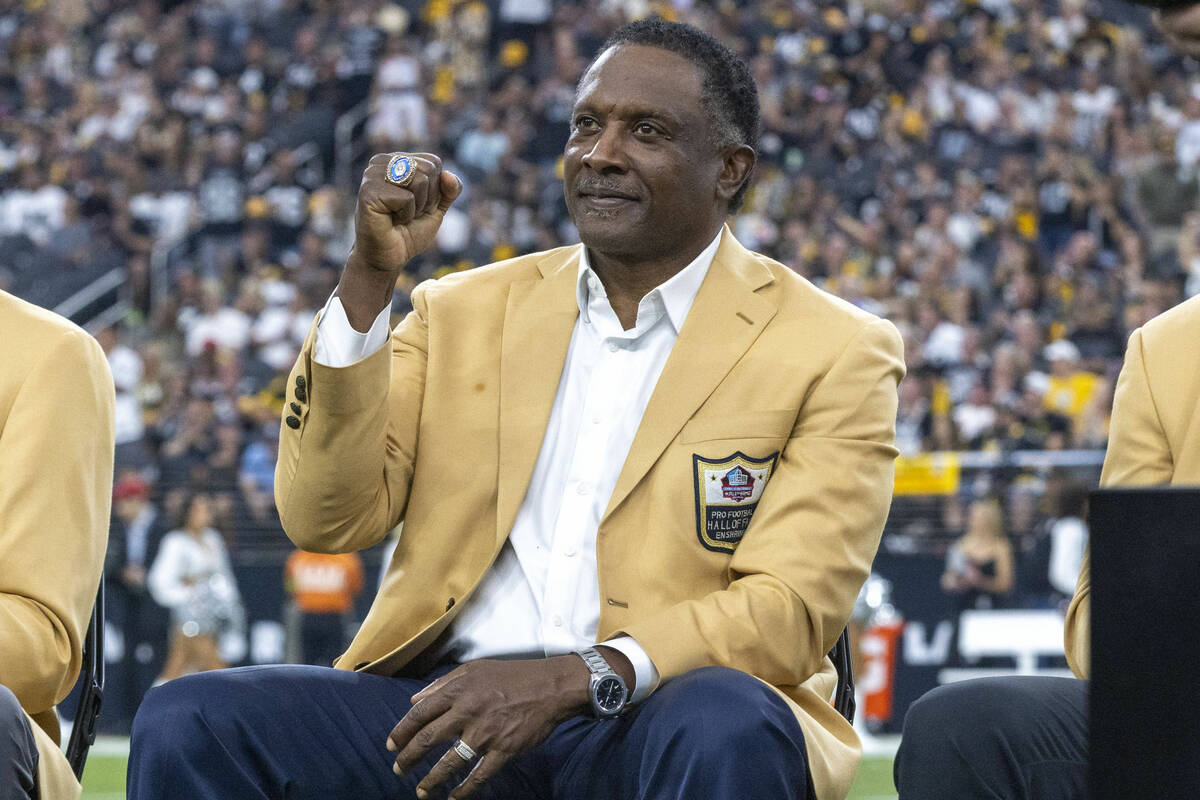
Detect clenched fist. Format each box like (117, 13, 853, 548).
(338, 152, 463, 331)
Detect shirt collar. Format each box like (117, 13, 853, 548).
(575, 229, 722, 333)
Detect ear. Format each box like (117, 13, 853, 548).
(715, 144, 756, 207)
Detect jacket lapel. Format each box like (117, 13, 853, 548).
(603, 229, 778, 522)
(496, 248, 581, 547)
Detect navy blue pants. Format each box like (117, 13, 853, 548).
(128, 664, 814, 800)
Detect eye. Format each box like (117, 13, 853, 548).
(634, 121, 661, 136)
(573, 115, 599, 133)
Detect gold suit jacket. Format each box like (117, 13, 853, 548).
(1065, 293, 1200, 678)
(275, 229, 905, 798)
(0, 291, 114, 799)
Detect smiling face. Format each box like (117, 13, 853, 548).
(564, 44, 744, 266)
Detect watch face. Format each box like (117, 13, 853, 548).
(595, 675, 626, 712)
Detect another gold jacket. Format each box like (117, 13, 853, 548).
(0, 291, 114, 799)
(1065, 293, 1200, 678)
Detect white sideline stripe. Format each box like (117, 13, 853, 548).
(860, 733, 900, 758)
(87, 733, 900, 759)
(89, 736, 131, 757)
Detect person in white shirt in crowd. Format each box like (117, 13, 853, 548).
(147, 493, 242, 683)
(181, 281, 253, 357)
(1047, 481, 1089, 604)
(367, 35, 426, 149)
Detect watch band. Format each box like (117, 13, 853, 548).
(577, 647, 612, 676)
(576, 646, 628, 718)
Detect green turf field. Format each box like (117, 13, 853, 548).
(79, 755, 125, 799)
(80, 753, 898, 799)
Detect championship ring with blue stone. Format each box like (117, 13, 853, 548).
(386, 154, 415, 187)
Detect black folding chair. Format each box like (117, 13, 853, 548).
(829, 627, 855, 723)
(66, 581, 105, 779)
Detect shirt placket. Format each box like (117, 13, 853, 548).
(539, 286, 651, 651)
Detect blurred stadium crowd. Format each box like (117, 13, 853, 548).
(5, 0, 1199, 724)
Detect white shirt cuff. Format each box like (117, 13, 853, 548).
(313, 295, 392, 368)
(600, 635, 660, 704)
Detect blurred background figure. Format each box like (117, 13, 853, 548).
(942, 497, 1015, 609)
(1047, 480, 1091, 608)
(147, 493, 243, 683)
(283, 549, 364, 667)
(105, 473, 168, 726)
(942, 496, 1015, 666)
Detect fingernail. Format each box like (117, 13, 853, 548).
(416, 789, 427, 799)
(386, 739, 396, 752)
(393, 763, 402, 776)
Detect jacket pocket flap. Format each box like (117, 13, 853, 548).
(679, 409, 796, 444)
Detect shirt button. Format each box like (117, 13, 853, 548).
(591, 415, 602, 425)
(553, 615, 564, 627)
(564, 548, 577, 558)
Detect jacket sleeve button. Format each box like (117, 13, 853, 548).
(285, 415, 301, 429)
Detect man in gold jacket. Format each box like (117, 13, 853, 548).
(896, 292, 1200, 799)
(130, 20, 903, 800)
(0, 290, 114, 800)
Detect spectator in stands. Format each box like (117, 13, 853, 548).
(367, 35, 426, 150)
(1043, 338, 1103, 435)
(941, 497, 1015, 611)
(283, 549, 364, 668)
(106, 474, 169, 728)
(147, 492, 242, 683)
(238, 425, 279, 523)
(1048, 481, 1090, 606)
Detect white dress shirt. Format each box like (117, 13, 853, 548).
(313, 232, 722, 702)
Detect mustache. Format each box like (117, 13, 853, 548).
(574, 178, 640, 199)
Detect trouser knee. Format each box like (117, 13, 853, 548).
(0, 684, 39, 800)
(131, 673, 223, 762)
(647, 666, 809, 769)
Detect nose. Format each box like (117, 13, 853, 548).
(580, 126, 627, 173)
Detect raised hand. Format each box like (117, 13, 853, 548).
(337, 152, 463, 331)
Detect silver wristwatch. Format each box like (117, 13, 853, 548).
(576, 647, 629, 718)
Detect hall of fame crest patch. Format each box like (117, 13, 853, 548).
(692, 451, 779, 553)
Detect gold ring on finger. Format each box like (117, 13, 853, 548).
(385, 154, 416, 187)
